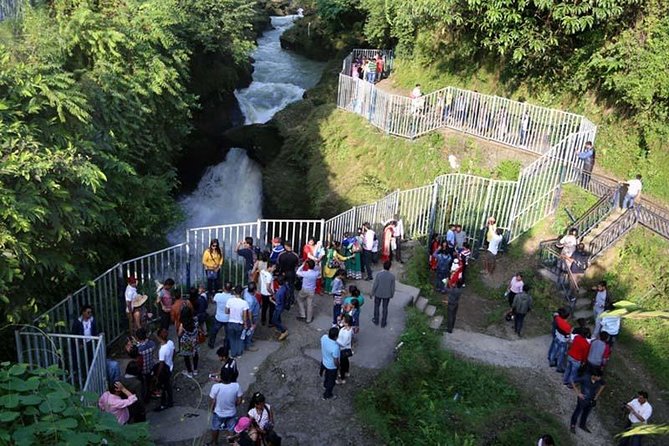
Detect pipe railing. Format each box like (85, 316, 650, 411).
(15, 330, 105, 391)
(588, 209, 638, 260)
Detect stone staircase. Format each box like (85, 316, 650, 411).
(580, 207, 626, 248)
(413, 295, 444, 330)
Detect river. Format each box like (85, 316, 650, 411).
(171, 16, 325, 240)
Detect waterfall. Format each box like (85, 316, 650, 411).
(170, 15, 325, 241)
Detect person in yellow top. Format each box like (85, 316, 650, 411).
(203, 239, 223, 298)
(323, 241, 352, 293)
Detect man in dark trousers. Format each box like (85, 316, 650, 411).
(569, 368, 606, 434)
(443, 281, 463, 333)
(371, 261, 395, 328)
(277, 242, 299, 305)
(321, 326, 340, 400)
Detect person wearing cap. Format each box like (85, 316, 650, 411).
(229, 416, 260, 446)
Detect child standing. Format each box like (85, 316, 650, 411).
(331, 270, 345, 326)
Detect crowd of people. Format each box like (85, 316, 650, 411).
(83, 203, 657, 445)
(350, 53, 386, 84)
(422, 215, 655, 444)
(87, 219, 405, 444)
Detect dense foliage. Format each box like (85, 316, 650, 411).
(0, 362, 151, 445)
(0, 0, 259, 332)
(307, 0, 669, 204)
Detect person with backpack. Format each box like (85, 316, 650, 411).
(247, 392, 275, 443)
(277, 242, 299, 308)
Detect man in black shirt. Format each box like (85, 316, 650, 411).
(236, 237, 257, 282)
(443, 282, 463, 333)
(570, 368, 606, 434)
(277, 242, 300, 306)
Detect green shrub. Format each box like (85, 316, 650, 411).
(356, 311, 570, 445)
(0, 363, 151, 445)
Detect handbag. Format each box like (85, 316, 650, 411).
(206, 270, 218, 280)
(341, 348, 353, 358)
(197, 330, 206, 344)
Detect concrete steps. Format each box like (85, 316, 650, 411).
(581, 208, 625, 246)
(416, 296, 429, 312)
(573, 309, 594, 320)
(412, 295, 445, 330)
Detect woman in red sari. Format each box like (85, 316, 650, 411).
(380, 222, 395, 263)
(302, 238, 316, 261)
(302, 238, 324, 294)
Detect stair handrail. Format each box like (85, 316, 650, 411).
(569, 185, 618, 241)
(588, 209, 638, 260)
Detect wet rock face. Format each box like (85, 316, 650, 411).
(262, 0, 294, 16)
(222, 123, 285, 167)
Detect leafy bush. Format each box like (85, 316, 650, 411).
(0, 363, 151, 445)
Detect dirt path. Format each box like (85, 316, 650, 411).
(442, 329, 614, 445)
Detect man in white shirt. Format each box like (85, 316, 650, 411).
(296, 259, 320, 323)
(125, 276, 138, 334)
(558, 228, 579, 258)
(208, 367, 243, 444)
(259, 264, 276, 326)
(208, 283, 233, 349)
(392, 215, 405, 263)
(592, 281, 611, 334)
(362, 223, 375, 280)
(620, 391, 652, 446)
(623, 174, 643, 209)
(155, 328, 174, 411)
(225, 285, 250, 358)
(483, 228, 504, 274)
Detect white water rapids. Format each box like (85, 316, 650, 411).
(171, 16, 325, 240)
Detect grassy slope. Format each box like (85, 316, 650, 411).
(267, 65, 523, 219)
(356, 310, 573, 446)
(388, 56, 669, 206)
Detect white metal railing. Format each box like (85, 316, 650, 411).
(186, 219, 324, 286)
(83, 334, 108, 397)
(15, 331, 105, 392)
(337, 48, 598, 242)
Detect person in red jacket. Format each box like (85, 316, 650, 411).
(563, 327, 591, 387)
(548, 307, 572, 372)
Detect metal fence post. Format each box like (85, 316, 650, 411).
(14, 330, 23, 364)
(319, 219, 325, 245)
(185, 229, 191, 289)
(427, 181, 441, 240)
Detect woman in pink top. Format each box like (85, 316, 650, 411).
(507, 273, 524, 308)
(98, 381, 138, 425)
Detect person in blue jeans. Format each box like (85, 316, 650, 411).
(271, 277, 289, 341)
(321, 326, 340, 400)
(569, 368, 606, 434)
(208, 283, 232, 349)
(243, 283, 260, 352)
